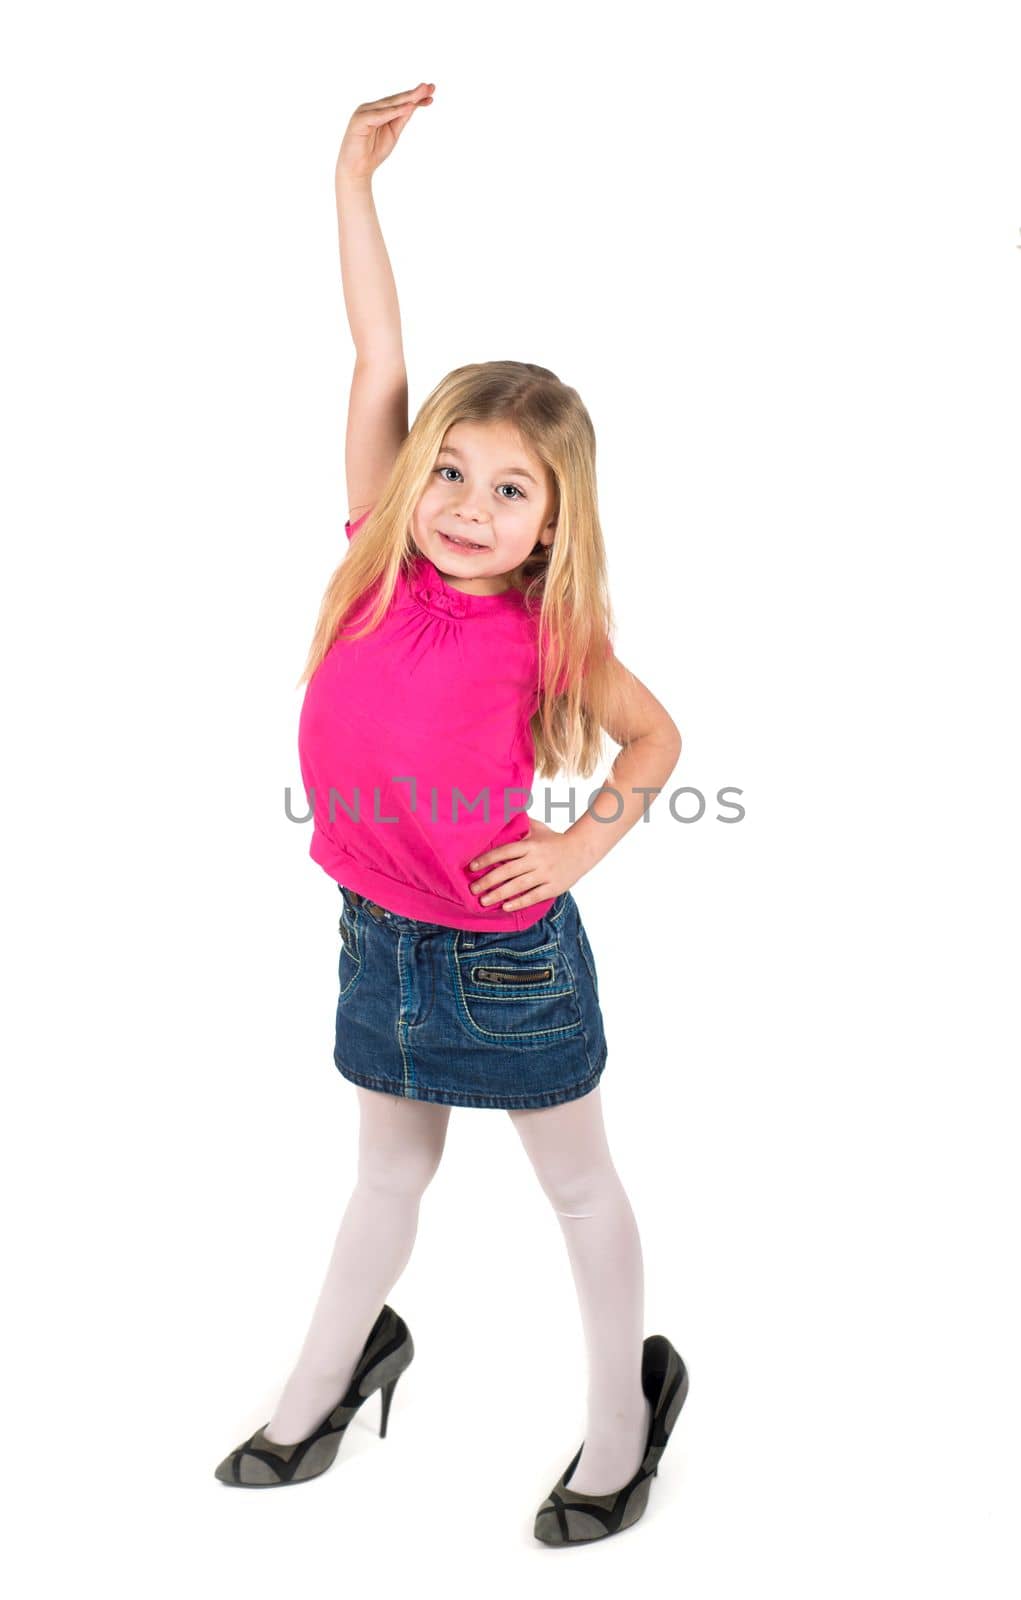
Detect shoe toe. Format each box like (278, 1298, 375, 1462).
(214, 1428, 342, 1486)
(214, 1448, 271, 1485)
(534, 1503, 610, 1544)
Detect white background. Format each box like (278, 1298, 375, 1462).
(3, 1, 1018, 1593)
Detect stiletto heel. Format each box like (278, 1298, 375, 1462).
(533, 1334, 688, 1545)
(214, 1303, 414, 1488)
(379, 1375, 398, 1438)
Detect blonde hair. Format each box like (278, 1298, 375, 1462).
(296, 360, 626, 778)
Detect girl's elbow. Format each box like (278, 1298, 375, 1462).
(645, 720, 682, 767)
(663, 720, 682, 755)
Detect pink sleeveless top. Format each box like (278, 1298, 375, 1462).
(298, 509, 595, 931)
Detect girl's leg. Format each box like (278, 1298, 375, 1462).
(507, 1086, 652, 1495)
(263, 1086, 451, 1445)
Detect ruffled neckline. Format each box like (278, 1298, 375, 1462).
(408, 552, 531, 620)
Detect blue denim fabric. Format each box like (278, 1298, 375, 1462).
(332, 885, 607, 1109)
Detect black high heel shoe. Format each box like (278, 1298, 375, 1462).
(214, 1303, 414, 1487)
(533, 1334, 689, 1545)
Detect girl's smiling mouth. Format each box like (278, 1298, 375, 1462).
(439, 530, 488, 552)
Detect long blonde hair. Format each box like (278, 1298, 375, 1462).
(297, 360, 626, 778)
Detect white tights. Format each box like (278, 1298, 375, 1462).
(263, 1084, 651, 1495)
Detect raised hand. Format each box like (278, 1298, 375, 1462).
(336, 82, 435, 184)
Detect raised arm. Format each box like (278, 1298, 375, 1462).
(334, 83, 435, 520)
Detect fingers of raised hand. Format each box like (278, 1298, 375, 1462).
(357, 83, 434, 119)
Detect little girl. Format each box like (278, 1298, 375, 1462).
(215, 82, 689, 1546)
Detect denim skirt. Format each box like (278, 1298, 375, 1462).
(332, 885, 607, 1109)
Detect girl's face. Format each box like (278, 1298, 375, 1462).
(412, 419, 556, 593)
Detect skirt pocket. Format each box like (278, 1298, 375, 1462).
(450, 915, 584, 1048)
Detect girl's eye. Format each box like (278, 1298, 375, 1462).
(433, 466, 524, 500)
